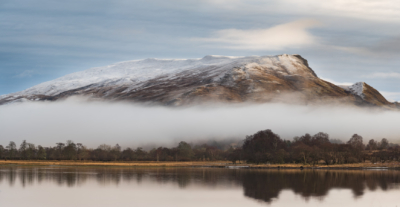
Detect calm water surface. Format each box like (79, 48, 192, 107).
(0, 166, 399, 207)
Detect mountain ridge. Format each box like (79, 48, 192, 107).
(0, 54, 398, 109)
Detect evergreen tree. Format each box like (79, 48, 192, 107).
(19, 140, 28, 159)
(37, 145, 47, 160)
(27, 143, 36, 160)
(0, 145, 4, 159)
(6, 141, 17, 159)
(177, 141, 193, 161)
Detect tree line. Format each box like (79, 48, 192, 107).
(0, 140, 229, 162)
(239, 130, 399, 165)
(1, 129, 399, 165)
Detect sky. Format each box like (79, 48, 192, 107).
(1, 0, 400, 101)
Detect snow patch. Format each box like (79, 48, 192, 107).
(348, 82, 365, 99)
(2, 54, 312, 99)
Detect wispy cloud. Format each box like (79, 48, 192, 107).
(193, 19, 321, 50)
(381, 91, 400, 102)
(320, 78, 353, 86)
(287, 0, 400, 22)
(363, 72, 400, 79)
(14, 70, 35, 78)
(2, 99, 400, 147)
(368, 36, 400, 56)
(1, 0, 400, 97)
(201, 0, 400, 22)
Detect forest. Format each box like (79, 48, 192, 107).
(0, 129, 399, 165)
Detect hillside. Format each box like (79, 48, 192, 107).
(0, 54, 397, 108)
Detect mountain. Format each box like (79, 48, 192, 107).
(339, 82, 394, 107)
(0, 54, 397, 109)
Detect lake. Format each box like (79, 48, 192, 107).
(0, 166, 399, 206)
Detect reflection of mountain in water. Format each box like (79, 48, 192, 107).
(1, 167, 400, 203)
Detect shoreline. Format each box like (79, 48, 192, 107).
(0, 160, 400, 170)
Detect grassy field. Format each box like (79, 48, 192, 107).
(0, 160, 399, 169)
(0, 160, 230, 167)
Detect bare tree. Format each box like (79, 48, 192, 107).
(347, 134, 364, 151)
(379, 138, 389, 150)
(366, 139, 378, 151)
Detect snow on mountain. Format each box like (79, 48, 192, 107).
(338, 82, 396, 108)
(7, 54, 314, 97)
(338, 82, 366, 99)
(348, 82, 365, 99)
(339, 82, 365, 99)
(1, 54, 397, 109)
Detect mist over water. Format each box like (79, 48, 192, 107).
(0, 98, 400, 148)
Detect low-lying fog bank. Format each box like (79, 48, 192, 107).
(0, 98, 399, 148)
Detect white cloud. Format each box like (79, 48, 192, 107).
(320, 78, 353, 86)
(194, 19, 321, 50)
(363, 72, 400, 79)
(14, 70, 35, 78)
(288, 0, 400, 22)
(1, 99, 400, 148)
(381, 91, 400, 102)
(200, 0, 243, 10)
(201, 0, 400, 22)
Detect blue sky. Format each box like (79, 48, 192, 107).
(1, 0, 400, 101)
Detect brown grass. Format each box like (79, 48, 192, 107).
(0, 160, 231, 167)
(249, 161, 400, 168)
(0, 160, 399, 169)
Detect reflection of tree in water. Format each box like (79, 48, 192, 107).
(240, 170, 400, 203)
(1, 167, 400, 203)
(18, 167, 35, 187)
(5, 167, 17, 186)
(241, 170, 368, 203)
(95, 169, 121, 186)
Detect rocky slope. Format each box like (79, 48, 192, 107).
(339, 82, 395, 108)
(0, 54, 397, 108)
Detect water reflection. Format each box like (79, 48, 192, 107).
(0, 166, 399, 203)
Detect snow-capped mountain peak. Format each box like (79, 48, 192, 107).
(6, 54, 315, 97)
(0, 54, 397, 109)
(348, 82, 365, 99)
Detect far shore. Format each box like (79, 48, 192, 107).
(1, 160, 400, 169)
